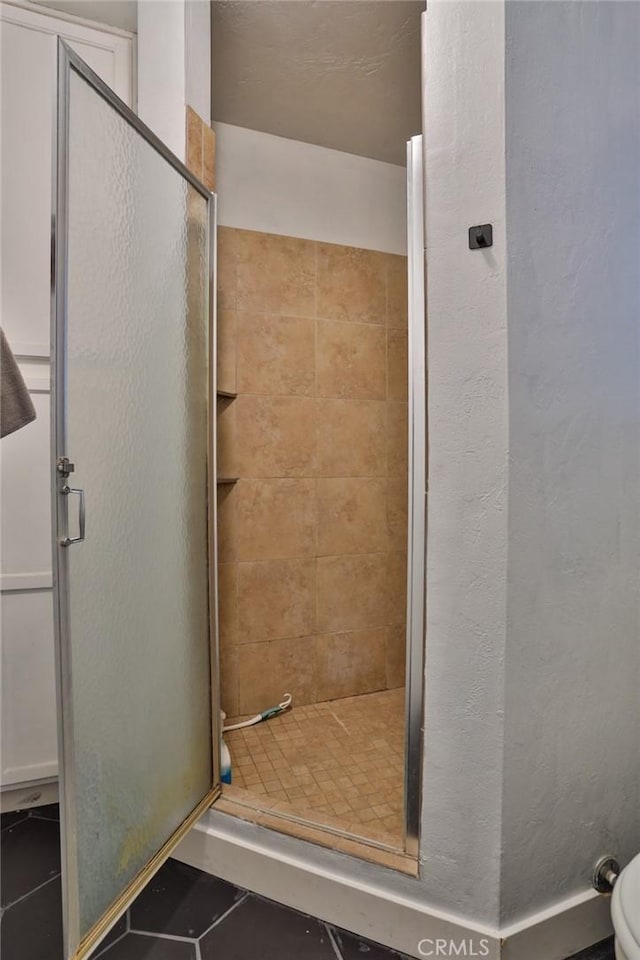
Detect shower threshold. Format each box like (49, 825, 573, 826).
(220, 689, 417, 875)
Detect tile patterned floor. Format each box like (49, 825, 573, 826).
(0, 804, 617, 960)
(566, 941, 615, 960)
(0, 803, 414, 960)
(225, 687, 405, 848)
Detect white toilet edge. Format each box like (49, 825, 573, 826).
(616, 940, 629, 960)
(612, 859, 640, 960)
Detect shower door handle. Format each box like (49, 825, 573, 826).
(61, 486, 85, 546)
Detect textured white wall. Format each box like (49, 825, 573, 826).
(501, 0, 640, 923)
(185, 0, 210, 124)
(137, 0, 212, 159)
(212, 121, 407, 255)
(137, 0, 186, 158)
(421, 0, 640, 931)
(421, 0, 508, 927)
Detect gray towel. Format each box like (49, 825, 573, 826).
(1, 328, 36, 438)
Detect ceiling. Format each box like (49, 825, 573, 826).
(211, 0, 424, 166)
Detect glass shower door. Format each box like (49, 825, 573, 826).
(51, 42, 219, 960)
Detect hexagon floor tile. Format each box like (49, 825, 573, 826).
(1, 814, 61, 906)
(0, 805, 616, 960)
(129, 858, 241, 938)
(199, 894, 338, 960)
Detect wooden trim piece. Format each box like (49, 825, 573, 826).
(0, 572, 53, 592)
(72, 786, 221, 960)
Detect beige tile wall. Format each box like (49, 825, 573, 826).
(186, 106, 215, 190)
(217, 227, 408, 716)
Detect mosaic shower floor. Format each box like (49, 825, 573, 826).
(224, 688, 406, 852)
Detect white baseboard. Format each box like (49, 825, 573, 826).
(501, 888, 613, 960)
(175, 808, 502, 959)
(175, 808, 613, 960)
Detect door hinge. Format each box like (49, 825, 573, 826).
(57, 456, 75, 478)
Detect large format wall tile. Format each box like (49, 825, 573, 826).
(316, 478, 387, 557)
(317, 554, 387, 634)
(386, 552, 408, 626)
(237, 312, 315, 397)
(236, 396, 316, 478)
(236, 479, 316, 561)
(387, 328, 408, 402)
(315, 628, 387, 700)
(217, 397, 237, 478)
(316, 319, 386, 400)
(237, 637, 317, 713)
(387, 402, 408, 478)
(219, 646, 239, 718)
(386, 253, 408, 328)
(217, 227, 238, 312)
(186, 106, 203, 180)
(217, 483, 238, 562)
(316, 243, 386, 324)
(316, 399, 386, 478)
(217, 309, 237, 395)
(387, 477, 408, 552)
(186, 106, 216, 191)
(237, 558, 316, 643)
(216, 229, 410, 709)
(386, 624, 407, 689)
(237, 231, 316, 317)
(202, 123, 216, 191)
(218, 562, 238, 648)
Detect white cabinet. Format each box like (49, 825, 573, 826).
(0, 1, 133, 789)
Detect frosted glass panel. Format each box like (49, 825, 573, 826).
(61, 67, 212, 945)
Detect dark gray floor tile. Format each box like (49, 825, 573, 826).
(565, 938, 615, 960)
(101, 933, 195, 959)
(200, 895, 336, 960)
(130, 858, 241, 938)
(0, 816, 61, 907)
(0, 811, 28, 832)
(91, 915, 128, 958)
(30, 804, 60, 822)
(0, 876, 62, 960)
(333, 926, 412, 960)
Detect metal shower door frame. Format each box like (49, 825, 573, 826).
(50, 39, 220, 960)
(404, 134, 427, 860)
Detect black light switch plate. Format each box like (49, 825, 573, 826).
(469, 224, 493, 249)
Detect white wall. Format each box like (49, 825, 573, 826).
(185, 0, 210, 123)
(213, 121, 407, 255)
(421, 0, 508, 928)
(137, 0, 186, 158)
(137, 0, 211, 160)
(422, 0, 640, 931)
(501, 0, 640, 924)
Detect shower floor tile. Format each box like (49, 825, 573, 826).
(224, 687, 406, 849)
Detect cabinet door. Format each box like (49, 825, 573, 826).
(51, 42, 219, 960)
(0, 0, 133, 791)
